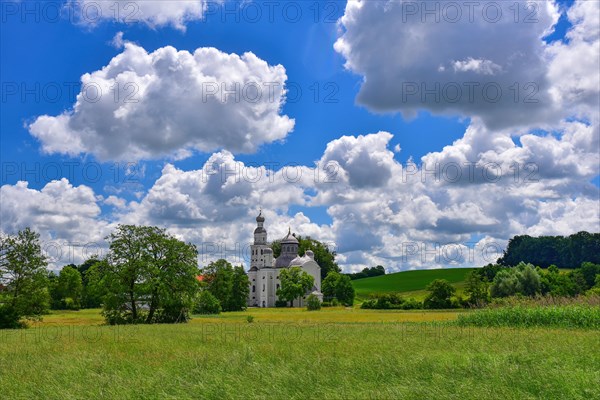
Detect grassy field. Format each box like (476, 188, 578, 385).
(1, 307, 599, 399)
(352, 268, 475, 301)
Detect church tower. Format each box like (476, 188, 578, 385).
(250, 211, 273, 270)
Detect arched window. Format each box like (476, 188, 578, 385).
(252, 286, 255, 293)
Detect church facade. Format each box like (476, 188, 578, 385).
(247, 212, 323, 307)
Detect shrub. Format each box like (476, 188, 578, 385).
(360, 294, 423, 310)
(275, 299, 288, 308)
(0, 304, 25, 329)
(491, 269, 522, 297)
(246, 315, 254, 323)
(424, 279, 456, 309)
(306, 294, 321, 311)
(194, 291, 221, 315)
(400, 298, 422, 310)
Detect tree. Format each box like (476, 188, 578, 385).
(322, 271, 356, 306)
(498, 232, 600, 268)
(0, 228, 50, 328)
(194, 290, 221, 314)
(96, 225, 199, 325)
(50, 265, 83, 310)
(465, 270, 489, 306)
(490, 269, 521, 298)
(516, 263, 541, 297)
(277, 266, 314, 307)
(230, 265, 250, 311)
(322, 271, 339, 301)
(77, 257, 103, 308)
(423, 279, 456, 309)
(201, 259, 249, 312)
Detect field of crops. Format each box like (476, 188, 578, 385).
(1, 306, 599, 399)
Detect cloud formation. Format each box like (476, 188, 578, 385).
(72, 0, 210, 31)
(29, 43, 294, 161)
(334, 0, 573, 129)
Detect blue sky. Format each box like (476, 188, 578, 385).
(1, 0, 598, 271)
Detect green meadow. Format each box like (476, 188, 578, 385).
(352, 267, 475, 301)
(1, 307, 599, 399)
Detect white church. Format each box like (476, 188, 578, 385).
(247, 211, 323, 307)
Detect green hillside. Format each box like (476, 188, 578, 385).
(352, 268, 475, 301)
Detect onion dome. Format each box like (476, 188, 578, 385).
(281, 227, 299, 244)
(256, 210, 265, 223)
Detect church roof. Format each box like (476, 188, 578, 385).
(256, 210, 265, 223)
(281, 227, 299, 244)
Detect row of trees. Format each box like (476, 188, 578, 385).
(498, 231, 600, 268)
(362, 262, 600, 310)
(346, 265, 385, 280)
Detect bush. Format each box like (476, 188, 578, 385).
(360, 294, 423, 310)
(275, 299, 288, 308)
(63, 297, 80, 311)
(246, 315, 254, 323)
(306, 294, 321, 311)
(194, 291, 221, 315)
(0, 304, 26, 329)
(400, 298, 422, 310)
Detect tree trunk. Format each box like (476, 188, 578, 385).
(129, 287, 137, 320)
(146, 289, 158, 323)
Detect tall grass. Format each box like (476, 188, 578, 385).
(1, 308, 600, 399)
(458, 295, 600, 329)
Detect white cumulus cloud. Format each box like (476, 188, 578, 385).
(29, 43, 295, 161)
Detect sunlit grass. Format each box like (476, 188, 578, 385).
(352, 268, 473, 301)
(1, 307, 598, 399)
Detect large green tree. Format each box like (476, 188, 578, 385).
(0, 228, 50, 328)
(277, 266, 314, 307)
(94, 225, 199, 324)
(465, 270, 489, 306)
(78, 257, 103, 308)
(423, 279, 456, 309)
(201, 259, 249, 312)
(50, 265, 83, 310)
(322, 271, 355, 306)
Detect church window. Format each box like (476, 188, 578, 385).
(262, 284, 265, 292)
(261, 249, 263, 255)
(276, 284, 280, 290)
(252, 286, 255, 292)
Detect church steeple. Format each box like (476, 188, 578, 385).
(253, 210, 267, 245)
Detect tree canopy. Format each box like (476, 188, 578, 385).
(498, 232, 600, 268)
(93, 225, 199, 325)
(0, 228, 50, 328)
(277, 266, 314, 307)
(201, 259, 249, 312)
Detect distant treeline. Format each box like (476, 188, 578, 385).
(346, 265, 385, 280)
(498, 231, 600, 268)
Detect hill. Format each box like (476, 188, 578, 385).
(351, 268, 475, 301)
